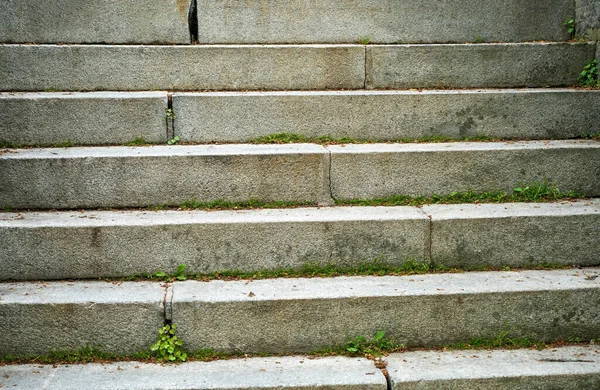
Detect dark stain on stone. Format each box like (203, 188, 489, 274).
(459, 117, 476, 136)
(90, 227, 101, 248)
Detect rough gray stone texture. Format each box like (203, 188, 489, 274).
(0, 207, 429, 280)
(0, 282, 165, 357)
(0, 45, 365, 92)
(172, 269, 600, 353)
(0, 144, 330, 209)
(0, 0, 190, 44)
(196, 0, 573, 43)
(366, 42, 596, 89)
(328, 140, 600, 200)
(0, 92, 168, 146)
(422, 200, 600, 269)
(576, 0, 600, 39)
(173, 89, 600, 142)
(0, 357, 386, 389)
(387, 346, 600, 389)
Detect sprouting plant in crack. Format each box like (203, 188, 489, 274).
(344, 331, 401, 356)
(156, 264, 188, 281)
(151, 324, 187, 362)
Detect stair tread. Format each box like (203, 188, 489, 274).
(388, 346, 600, 388)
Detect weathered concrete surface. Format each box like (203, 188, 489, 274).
(172, 269, 600, 353)
(173, 89, 600, 142)
(0, 282, 165, 357)
(196, 0, 573, 43)
(0, 0, 190, 44)
(367, 42, 596, 89)
(422, 200, 600, 269)
(0, 92, 168, 146)
(0, 144, 330, 209)
(0, 45, 365, 92)
(0, 357, 386, 390)
(387, 346, 600, 389)
(577, 0, 600, 39)
(328, 140, 600, 199)
(0, 206, 429, 280)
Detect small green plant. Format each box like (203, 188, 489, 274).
(151, 324, 187, 362)
(447, 326, 541, 350)
(167, 135, 180, 145)
(54, 140, 74, 147)
(579, 59, 599, 87)
(344, 331, 401, 356)
(125, 137, 148, 146)
(165, 109, 176, 119)
(156, 264, 188, 281)
(359, 37, 371, 45)
(474, 35, 486, 44)
(563, 18, 575, 36)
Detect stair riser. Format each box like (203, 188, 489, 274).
(366, 43, 595, 89)
(330, 142, 600, 199)
(424, 203, 600, 269)
(0, 0, 575, 45)
(174, 90, 600, 143)
(196, 0, 573, 44)
(2, 142, 599, 210)
(0, 0, 190, 44)
(0, 208, 430, 280)
(1, 202, 598, 281)
(0, 145, 331, 209)
(0, 282, 165, 357)
(0, 45, 364, 92)
(1, 43, 593, 92)
(2, 270, 598, 356)
(0, 92, 168, 146)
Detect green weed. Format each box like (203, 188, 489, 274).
(151, 324, 187, 362)
(579, 59, 599, 87)
(564, 18, 576, 36)
(155, 264, 188, 281)
(125, 137, 148, 146)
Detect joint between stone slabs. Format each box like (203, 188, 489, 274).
(188, 0, 199, 44)
(166, 93, 175, 141)
(363, 46, 368, 89)
(164, 283, 174, 322)
(325, 147, 335, 205)
(364, 46, 373, 89)
(415, 206, 433, 264)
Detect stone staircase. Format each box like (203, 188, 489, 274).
(1, 0, 600, 388)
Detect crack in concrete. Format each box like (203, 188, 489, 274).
(188, 0, 199, 43)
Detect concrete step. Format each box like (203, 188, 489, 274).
(0, 92, 168, 146)
(1, 269, 598, 356)
(365, 42, 596, 89)
(4, 89, 600, 147)
(168, 269, 600, 353)
(1, 141, 599, 210)
(0, 44, 364, 92)
(0, 144, 331, 210)
(0, 43, 593, 92)
(0, 281, 165, 357)
(387, 346, 600, 389)
(3, 346, 599, 390)
(173, 89, 600, 143)
(329, 140, 600, 199)
(196, 0, 573, 44)
(0, 0, 190, 44)
(1, 201, 598, 281)
(0, 357, 386, 389)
